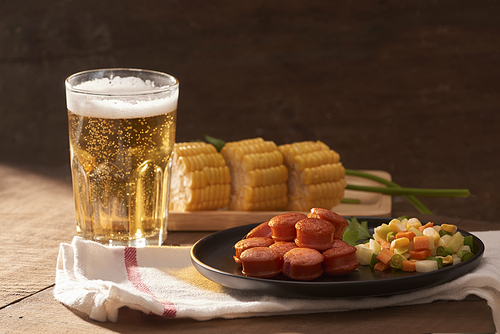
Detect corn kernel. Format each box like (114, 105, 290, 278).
(389, 219, 407, 233)
(407, 218, 422, 229)
(391, 237, 410, 249)
(439, 255, 454, 265)
(279, 140, 346, 211)
(170, 142, 231, 211)
(222, 138, 288, 211)
(441, 224, 458, 234)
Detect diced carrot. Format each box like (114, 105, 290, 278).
(402, 260, 417, 272)
(374, 261, 392, 272)
(418, 222, 434, 232)
(396, 231, 416, 241)
(409, 249, 431, 260)
(413, 235, 430, 251)
(379, 240, 391, 250)
(376, 248, 394, 264)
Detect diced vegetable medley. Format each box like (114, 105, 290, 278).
(353, 217, 475, 273)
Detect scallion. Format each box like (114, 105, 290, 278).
(345, 169, 470, 215)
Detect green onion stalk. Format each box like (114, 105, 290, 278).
(343, 169, 470, 215)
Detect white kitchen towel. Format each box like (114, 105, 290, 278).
(54, 231, 500, 331)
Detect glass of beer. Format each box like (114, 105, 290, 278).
(65, 69, 178, 246)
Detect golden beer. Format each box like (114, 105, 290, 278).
(65, 69, 178, 246)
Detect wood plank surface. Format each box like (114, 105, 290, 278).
(0, 165, 75, 307)
(1, 288, 495, 334)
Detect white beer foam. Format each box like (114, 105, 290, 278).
(67, 76, 178, 119)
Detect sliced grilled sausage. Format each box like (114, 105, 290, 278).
(268, 212, 307, 242)
(282, 247, 324, 281)
(307, 208, 349, 240)
(233, 237, 274, 264)
(240, 247, 282, 278)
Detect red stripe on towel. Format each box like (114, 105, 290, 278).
(124, 247, 176, 317)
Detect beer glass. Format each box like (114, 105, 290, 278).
(65, 69, 178, 246)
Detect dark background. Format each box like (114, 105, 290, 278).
(1, 0, 499, 221)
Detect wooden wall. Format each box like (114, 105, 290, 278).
(1, 1, 499, 221)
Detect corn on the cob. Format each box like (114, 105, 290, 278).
(169, 142, 231, 211)
(278, 140, 346, 211)
(221, 137, 288, 211)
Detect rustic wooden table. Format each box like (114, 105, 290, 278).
(0, 164, 497, 333)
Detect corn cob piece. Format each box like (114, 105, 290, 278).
(221, 137, 288, 211)
(278, 141, 346, 211)
(169, 142, 231, 211)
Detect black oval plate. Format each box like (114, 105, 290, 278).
(190, 217, 485, 298)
